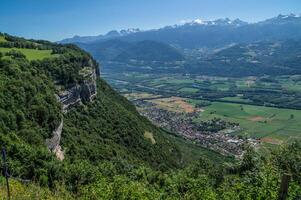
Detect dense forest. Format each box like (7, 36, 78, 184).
(0, 33, 301, 199)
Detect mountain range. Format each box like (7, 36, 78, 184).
(60, 14, 301, 49)
(59, 14, 301, 77)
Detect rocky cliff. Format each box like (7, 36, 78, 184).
(56, 61, 98, 113)
(48, 60, 98, 159)
(46, 119, 64, 160)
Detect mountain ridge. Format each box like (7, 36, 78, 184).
(59, 13, 301, 48)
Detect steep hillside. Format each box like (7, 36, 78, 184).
(62, 78, 184, 169)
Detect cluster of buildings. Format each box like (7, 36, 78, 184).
(136, 100, 258, 158)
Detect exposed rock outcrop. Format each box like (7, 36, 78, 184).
(56, 65, 97, 113)
(46, 119, 64, 161)
(47, 61, 98, 160)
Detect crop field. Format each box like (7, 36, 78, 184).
(0, 47, 54, 60)
(148, 97, 198, 113)
(192, 101, 301, 143)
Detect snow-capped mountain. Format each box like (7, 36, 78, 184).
(181, 18, 248, 26)
(259, 13, 301, 25)
(60, 14, 301, 48)
(120, 28, 141, 35)
(107, 28, 141, 37)
(59, 28, 141, 44)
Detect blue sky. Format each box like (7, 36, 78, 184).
(1, 0, 301, 41)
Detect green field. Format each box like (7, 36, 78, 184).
(221, 96, 252, 103)
(193, 101, 301, 142)
(0, 47, 54, 60)
(0, 36, 6, 42)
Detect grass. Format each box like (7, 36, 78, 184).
(221, 96, 252, 103)
(144, 131, 156, 144)
(194, 101, 301, 143)
(0, 178, 72, 199)
(0, 47, 54, 60)
(0, 36, 6, 42)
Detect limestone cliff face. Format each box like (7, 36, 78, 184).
(46, 119, 64, 161)
(47, 60, 98, 160)
(56, 61, 98, 112)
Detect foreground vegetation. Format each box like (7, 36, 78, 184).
(1, 142, 301, 199)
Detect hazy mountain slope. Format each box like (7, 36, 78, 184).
(186, 39, 301, 76)
(78, 39, 184, 62)
(80, 38, 301, 77)
(77, 39, 132, 61)
(115, 40, 184, 62)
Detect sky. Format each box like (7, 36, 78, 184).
(1, 0, 301, 41)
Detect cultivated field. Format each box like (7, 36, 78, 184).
(148, 97, 198, 113)
(193, 101, 301, 143)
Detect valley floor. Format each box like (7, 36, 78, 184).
(103, 72, 301, 155)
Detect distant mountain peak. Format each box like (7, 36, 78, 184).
(59, 13, 301, 45)
(105, 28, 141, 37)
(120, 28, 141, 35)
(260, 13, 301, 25)
(181, 17, 248, 26)
(191, 18, 208, 25)
(277, 13, 301, 19)
(105, 30, 120, 37)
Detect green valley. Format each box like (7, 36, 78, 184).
(104, 72, 301, 146)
